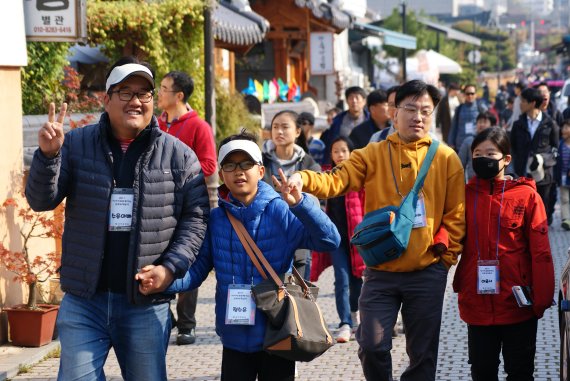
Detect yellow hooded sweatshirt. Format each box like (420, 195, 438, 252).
(299, 133, 465, 272)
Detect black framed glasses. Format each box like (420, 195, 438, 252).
(110, 89, 154, 103)
(221, 161, 258, 172)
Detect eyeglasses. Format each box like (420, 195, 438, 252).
(158, 87, 180, 94)
(110, 89, 154, 103)
(464, 92, 476, 96)
(398, 105, 434, 118)
(221, 161, 258, 172)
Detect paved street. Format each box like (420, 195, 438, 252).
(10, 213, 569, 380)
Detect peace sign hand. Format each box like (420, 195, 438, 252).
(272, 168, 303, 206)
(39, 103, 67, 158)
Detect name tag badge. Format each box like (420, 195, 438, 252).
(477, 260, 500, 294)
(465, 122, 475, 135)
(225, 284, 256, 325)
(412, 194, 427, 228)
(109, 188, 134, 232)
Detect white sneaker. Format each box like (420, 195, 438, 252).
(336, 323, 351, 343)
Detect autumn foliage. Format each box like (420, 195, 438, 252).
(0, 194, 62, 309)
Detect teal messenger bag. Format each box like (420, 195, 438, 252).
(351, 140, 439, 267)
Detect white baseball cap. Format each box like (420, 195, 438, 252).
(218, 140, 263, 166)
(105, 63, 154, 92)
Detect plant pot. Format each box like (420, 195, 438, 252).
(4, 304, 59, 347)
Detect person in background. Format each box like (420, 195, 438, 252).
(369, 85, 400, 143)
(284, 80, 465, 381)
(323, 136, 365, 343)
(350, 90, 391, 149)
(448, 84, 488, 151)
(145, 130, 340, 381)
(453, 127, 554, 381)
(436, 83, 461, 144)
(326, 107, 342, 126)
(458, 112, 497, 181)
(157, 70, 217, 346)
(500, 96, 515, 129)
(262, 110, 321, 280)
(298, 111, 326, 165)
(511, 87, 559, 226)
(536, 82, 564, 127)
(508, 82, 525, 130)
(320, 86, 368, 165)
(27, 56, 210, 380)
(494, 85, 508, 120)
(556, 119, 570, 230)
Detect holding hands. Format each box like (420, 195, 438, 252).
(272, 168, 304, 206)
(39, 103, 67, 158)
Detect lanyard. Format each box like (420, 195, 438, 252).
(388, 142, 405, 199)
(474, 178, 507, 261)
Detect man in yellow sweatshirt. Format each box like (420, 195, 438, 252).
(286, 80, 465, 381)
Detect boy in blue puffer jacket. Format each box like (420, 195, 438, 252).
(137, 130, 340, 381)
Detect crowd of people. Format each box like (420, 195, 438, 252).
(26, 56, 560, 381)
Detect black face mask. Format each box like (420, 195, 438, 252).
(473, 157, 504, 179)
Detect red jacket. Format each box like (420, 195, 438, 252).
(453, 176, 554, 325)
(158, 109, 217, 176)
(311, 190, 366, 280)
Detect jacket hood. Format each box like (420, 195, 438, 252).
(264, 144, 307, 168)
(218, 180, 281, 221)
(158, 106, 197, 125)
(386, 132, 432, 148)
(467, 175, 537, 194)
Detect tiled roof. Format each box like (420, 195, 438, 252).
(294, 0, 353, 30)
(213, 2, 269, 45)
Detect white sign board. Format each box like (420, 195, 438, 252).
(0, 2, 28, 66)
(23, 0, 86, 42)
(310, 32, 334, 76)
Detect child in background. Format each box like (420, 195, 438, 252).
(453, 127, 554, 381)
(557, 119, 570, 230)
(318, 136, 365, 343)
(458, 111, 497, 181)
(262, 110, 322, 280)
(139, 130, 340, 381)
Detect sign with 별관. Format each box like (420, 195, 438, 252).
(23, 0, 87, 42)
(310, 32, 334, 75)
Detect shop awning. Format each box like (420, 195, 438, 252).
(417, 18, 481, 46)
(213, 1, 269, 46)
(353, 22, 417, 50)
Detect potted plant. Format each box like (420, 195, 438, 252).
(0, 192, 62, 347)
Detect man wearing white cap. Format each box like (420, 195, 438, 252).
(26, 56, 210, 380)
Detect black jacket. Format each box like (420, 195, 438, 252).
(25, 113, 210, 304)
(510, 112, 559, 185)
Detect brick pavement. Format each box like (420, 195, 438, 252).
(10, 215, 570, 381)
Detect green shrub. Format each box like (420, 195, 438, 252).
(215, 84, 260, 145)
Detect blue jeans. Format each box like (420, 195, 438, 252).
(330, 242, 363, 327)
(57, 292, 172, 381)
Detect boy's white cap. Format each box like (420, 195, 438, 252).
(218, 140, 262, 165)
(105, 63, 154, 92)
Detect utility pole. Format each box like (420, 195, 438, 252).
(401, 0, 407, 82)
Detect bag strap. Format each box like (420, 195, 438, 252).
(225, 210, 311, 293)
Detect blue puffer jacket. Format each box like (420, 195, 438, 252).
(168, 180, 340, 353)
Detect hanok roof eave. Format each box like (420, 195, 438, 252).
(417, 18, 481, 46)
(213, 1, 269, 46)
